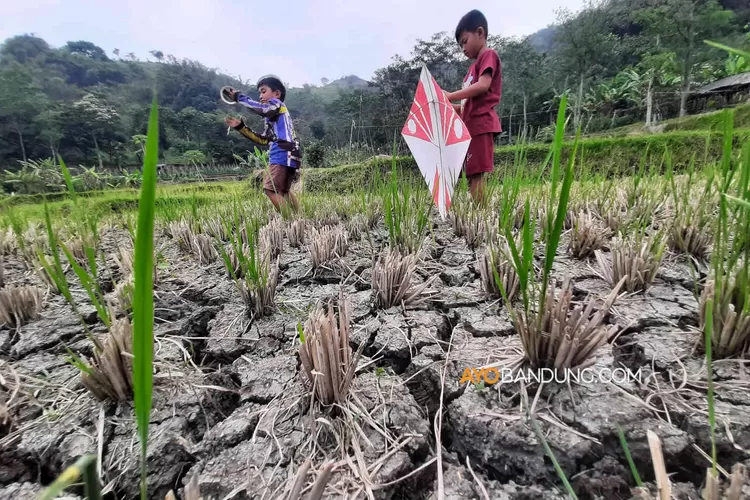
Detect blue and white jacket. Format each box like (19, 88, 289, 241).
(232, 95, 302, 168)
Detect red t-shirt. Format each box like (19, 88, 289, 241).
(460, 48, 502, 137)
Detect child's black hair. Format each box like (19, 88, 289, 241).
(256, 75, 286, 101)
(455, 10, 488, 42)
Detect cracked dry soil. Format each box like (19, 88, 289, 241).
(1, 213, 749, 500)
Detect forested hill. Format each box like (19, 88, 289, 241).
(1, 0, 749, 172)
(0, 38, 375, 169)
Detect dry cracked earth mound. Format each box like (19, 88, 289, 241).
(1, 214, 749, 499)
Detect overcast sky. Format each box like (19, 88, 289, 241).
(1, 0, 586, 88)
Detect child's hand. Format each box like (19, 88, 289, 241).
(444, 90, 454, 101)
(224, 87, 239, 101)
(224, 116, 242, 128)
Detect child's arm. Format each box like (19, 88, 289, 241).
(225, 116, 271, 145)
(446, 72, 492, 103)
(230, 90, 282, 119)
(237, 94, 283, 119)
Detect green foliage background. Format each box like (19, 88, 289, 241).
(0, 0, 749, 179)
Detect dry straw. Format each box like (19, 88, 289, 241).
(170, 219, 218, 265)
(287, 219, 307, 248)
(517, 275, 626, 370)
(478, 241, 520, 302)
(595, 232, 665, 293)
(568, 210, 611, 259)
(299, 291, 363, 406)
(78, 317, 135, 402)
(372, 248, 433, 309)
(309, 225, 348, 268)
(0, 285, 44, 328)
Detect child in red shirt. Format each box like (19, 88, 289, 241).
(446, 10, 502, 205)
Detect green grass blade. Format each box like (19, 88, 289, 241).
(59, 156, 78, 207)
(531, 418, 578, 499)
(42, 201, 73, 302)
(218, 244, 239, 281)
(549, 94, 567, 195)
(82, 454, 102, 500)
(36, 252, 65, 298)
(539, 98, 575, 317)
(712, 111, 737, 297)
(544, 131, 578, 279)
(723, 193, 750, 211)
(60, 242, 110, 329)
(534, 149, 555, 185)
(504, 225, 524, 278)
(521, 203, 535, 304)
(502, 197, 535, 313)
(6, 208, 27, 256)
(37, 454, 101, 500)
(132, 97, 159, 500)
(64, 346, 95, 376)
(616, 425, 643, 487)
(704, 297, 717, 475)
(720, 108, 735, 189)
(85, 244, 99, 281)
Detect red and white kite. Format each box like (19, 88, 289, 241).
(401, 64, 472, 219)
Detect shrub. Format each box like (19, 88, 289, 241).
(306, 140, 328, 169)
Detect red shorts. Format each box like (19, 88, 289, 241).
(464, 133, 495, 177)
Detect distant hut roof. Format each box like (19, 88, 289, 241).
(695, 72, 750, 96)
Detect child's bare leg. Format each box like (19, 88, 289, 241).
(287, 192, 300, 213)
(264, 190, 284, 212)
(469, 174, 485, 205)
(264, 164, 290, 213)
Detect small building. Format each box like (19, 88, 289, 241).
(691, 72, 750, 111)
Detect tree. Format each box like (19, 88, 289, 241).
(2, 158, 63, 194)
(0, 35, 50, 63)
(150, 50, 165, 63)
(310, 119, 326, 140)
(132, 134, 147, 162)
(182, 150, 207, 165)
(497, 37, 547, 136)
(70, 94, 121, 168)
(321, 77, 330, 86)
(638, 0, 736, 116)
(411, 32, 468, 91)
(553, 2, 621, 128)
(65, 41, 109, 61)
(0, 63, 47, 162)
(36, 108, 64, 158)
(128, 105, 170, 159)
(371, 32, 467, 130)
(172, 107, 214, 145)
(717, 28, 750, 76)
(637, 49, 681, 125)
(583, 67, 651, 129)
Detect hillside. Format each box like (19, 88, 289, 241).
(1, 0, 749, 175)
(0, 37, 372, 169)
(590, 102, 750, 137)
(527, 26, 557, 53)
(326, 75, 371, 89)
